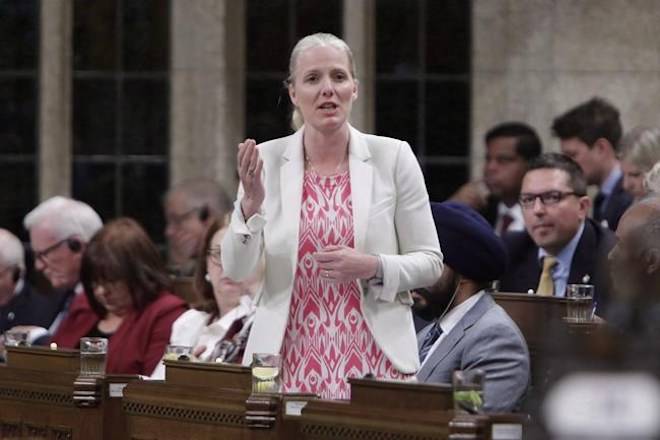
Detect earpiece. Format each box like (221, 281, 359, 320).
(12, 268, 20, 283)
(198, 205, 210, 222)
(67, 238, 82, 253)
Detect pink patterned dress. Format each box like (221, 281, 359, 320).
(280, 169, 406, 400)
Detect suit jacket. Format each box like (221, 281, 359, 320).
(0, 282, 65, 333)
(53, 292, 187, 376)
(499, 218, 616, 314)
(416, 293, 530, 413)
(594, 175, 633, 231)
(222, 125, 443, 374)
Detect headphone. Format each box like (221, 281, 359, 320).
(198, 205, 210, 222)
(67, 238, 82, 253)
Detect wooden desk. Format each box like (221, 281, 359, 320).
(123, 361, 309, 439)
(0, 346, 139, 440)
(493, 291, 600, 384)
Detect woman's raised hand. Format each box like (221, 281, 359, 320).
(237, 138, 264, 220)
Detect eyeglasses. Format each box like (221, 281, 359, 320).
(166, 207, 201, 228)
(32, 238, 69, 263)
(519, 191, 583, 209)
(207, 246, 222, 266)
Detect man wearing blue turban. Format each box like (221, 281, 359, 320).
(414, 202, 530, 413)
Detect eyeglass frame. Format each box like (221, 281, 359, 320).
(519, 190, 585, 209)
(32, 238, 71, 263)
(206, 246, 222, 266)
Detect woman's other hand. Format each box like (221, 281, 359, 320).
(238, 138, 264, 220)
(314, 245, 379, 282)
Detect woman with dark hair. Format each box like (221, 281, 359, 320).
(54, 218, 187, 376)
(150, 218, 262, 379)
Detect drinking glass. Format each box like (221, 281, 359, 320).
(4, 330, 29, 347)
(252, 353, 281, 393)
(163, 344, 193, 361)
(79, 337, 108, 376)
(453, 369, 485, 414)
(565, 284, 595, 323)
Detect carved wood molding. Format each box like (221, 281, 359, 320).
(73, 375, 103, 408)
(123, 401, 246, 427)
(299, 423, 443, 440)
(0, 386, 73, 406)
(245, 393, 280, 429)
(0, 422, 72, 440)
(448, 416, 486, 440)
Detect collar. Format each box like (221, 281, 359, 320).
(215, 295, 255, 331)
(437, 290, 486, 334)
(600, 164, 622, 196)
(496, 202, 525, 229)
(13, 278, 25, 297)
(282, 124, 370, 163)
(538, 221, 586, 269)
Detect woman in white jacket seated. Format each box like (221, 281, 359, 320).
(151, 219, 262, 379)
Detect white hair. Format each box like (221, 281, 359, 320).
(644, 161, 660, 195)
(286, 33, 356, 130)
(23, 196, 103, 242)
(0, 228, 25, 271)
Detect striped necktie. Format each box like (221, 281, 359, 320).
(419, 322, 443, 363)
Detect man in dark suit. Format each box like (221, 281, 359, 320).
(499, 153, 616, 314)
(0, 229, 64, 336)
(413, 202, 529, 413)
(553, 97, 632, 231)
(451, 122, 542, 236)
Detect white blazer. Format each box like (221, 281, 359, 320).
(222, 125, 443, 374)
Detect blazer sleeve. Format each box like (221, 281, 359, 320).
(141, 299, 188, 376)
(461, 321, 530, 413)
(221, 182, 267, 281)
(371, 141, 444, 302)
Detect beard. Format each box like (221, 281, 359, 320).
(411, 272, 461, 321)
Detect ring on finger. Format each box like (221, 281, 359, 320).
(248, 169, 255, 176)
(324, 270, 330, 278)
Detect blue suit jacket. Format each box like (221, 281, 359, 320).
(416, 293, 530, 413)
(594, 175, 632, 232)
(0, 282, 65, 333)
(499, 218, 615, 314)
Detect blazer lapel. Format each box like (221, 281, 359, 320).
(417, 294, 494, 382)
(348, 126, 372, 253)
(568, 219, 597, 284)
(280, 129, 305, 269)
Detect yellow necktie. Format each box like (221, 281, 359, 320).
(536, 256, 557, 296)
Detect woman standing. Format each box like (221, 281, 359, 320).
(222, 33, 442, 399)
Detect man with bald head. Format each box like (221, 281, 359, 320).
(164, 179, 232, 276)
(608, 197, 660, 335)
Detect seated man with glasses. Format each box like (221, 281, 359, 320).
(499, 153, 616, 314)
(13, 197, 103, 344)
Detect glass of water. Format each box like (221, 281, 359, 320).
(565, 284, 595, 323)
(163, 344, 192, 361)
(453, 369, 485, 414)
(79, 337, 108, 376)
(251, 353, 281, 393)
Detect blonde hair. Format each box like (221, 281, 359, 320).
(621, 127, 660, 173)
(644, 161, 660, 195)
(285, 33, 356, 130)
